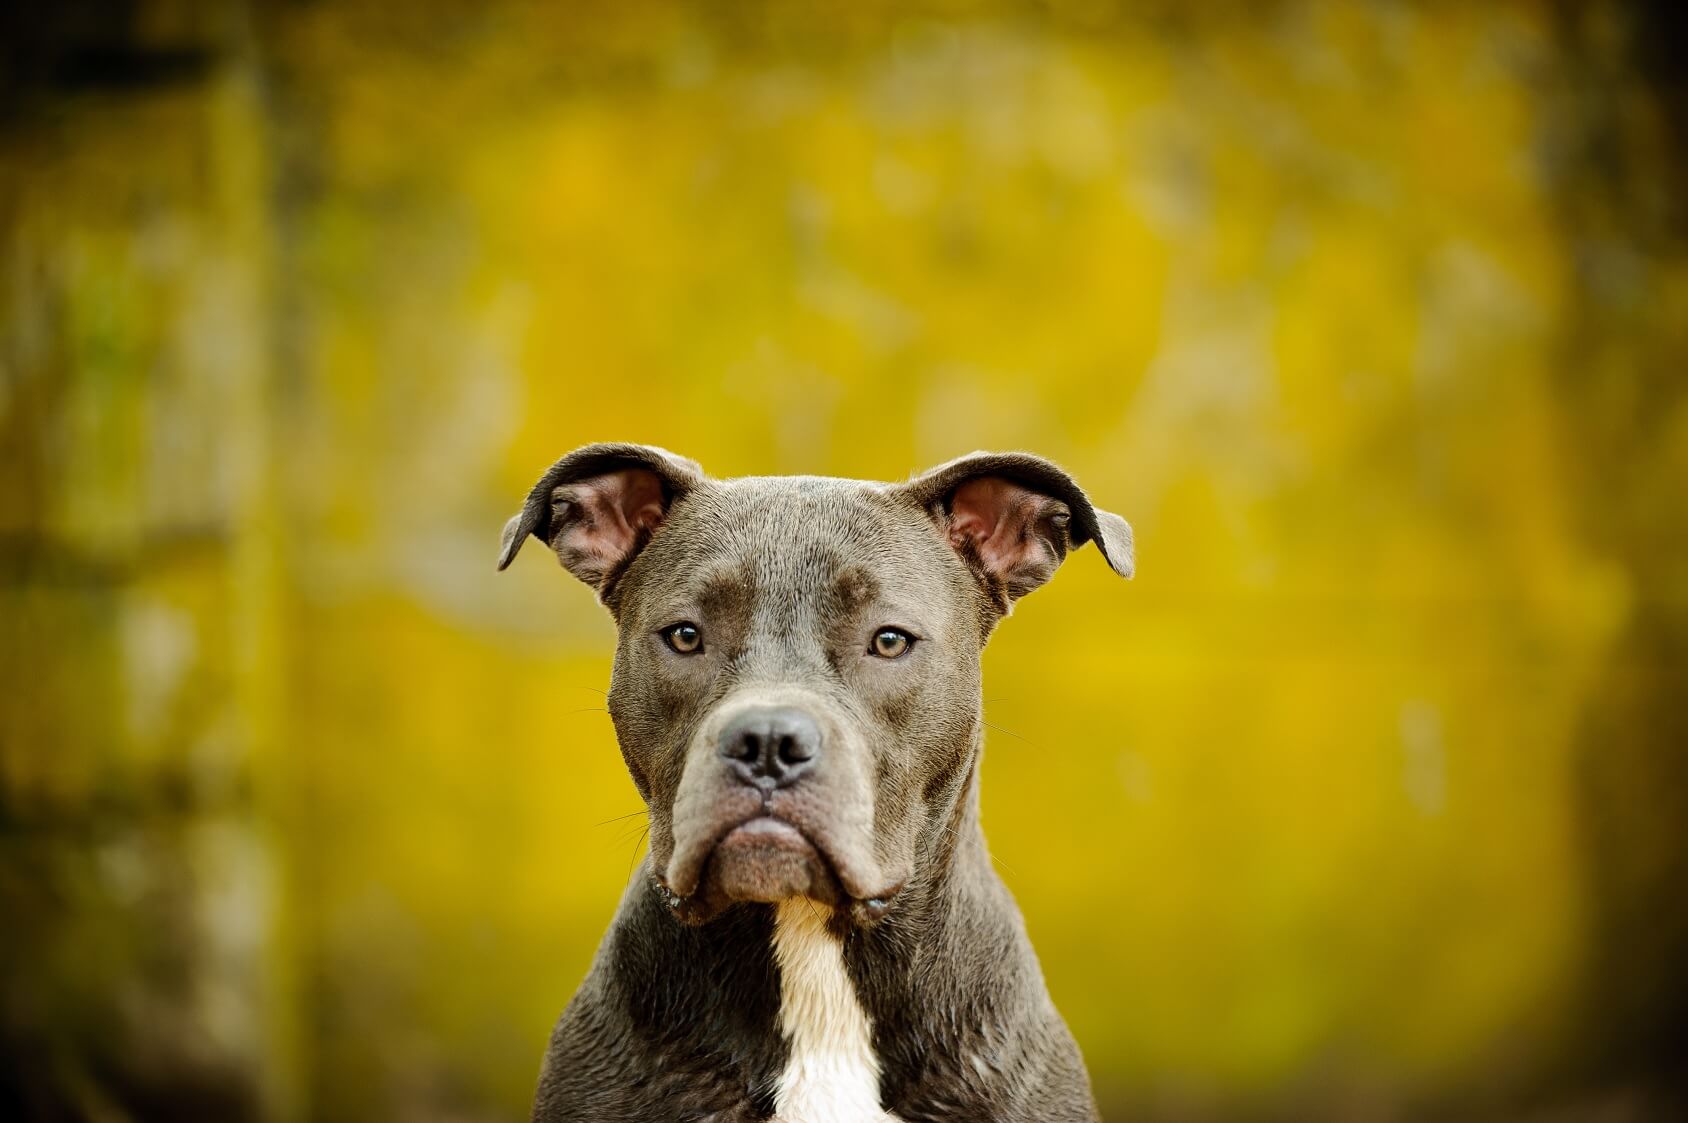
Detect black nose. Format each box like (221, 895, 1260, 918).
(718, 706, 821, 789)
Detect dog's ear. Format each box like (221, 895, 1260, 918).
(902, 451, 1132, 607)
(497, 443, 705, 595)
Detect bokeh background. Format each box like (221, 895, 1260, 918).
(4, 1, 1687, 1120)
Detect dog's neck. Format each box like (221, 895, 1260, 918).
(769, 898, 892, 1122)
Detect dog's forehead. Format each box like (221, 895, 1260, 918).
(629, 474, 950, 612)
(686, 475, 923, 572)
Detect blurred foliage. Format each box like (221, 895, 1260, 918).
(3, 1, 1687, 1121)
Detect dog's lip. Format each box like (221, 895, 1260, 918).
(664, 804, 903, 907)
(668, 812, 838, 900)
(719, 816, 812, 849)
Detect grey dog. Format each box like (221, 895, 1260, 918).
(497, 443, 1133, 1122)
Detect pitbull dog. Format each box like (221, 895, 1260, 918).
(497, 443, 1133, 1123)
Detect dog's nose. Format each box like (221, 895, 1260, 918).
(717, 706, 821, 789)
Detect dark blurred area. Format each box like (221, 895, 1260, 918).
(3, 1, 1687, 1120)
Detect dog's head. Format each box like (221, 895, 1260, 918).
(499, 444, 1132, 925)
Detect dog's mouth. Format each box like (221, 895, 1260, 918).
(659, 812, 906, 928)
(697, 815, 840, 906)
(660, 772, 906, 924)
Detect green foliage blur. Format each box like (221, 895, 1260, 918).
(3, 1, 1686, 1120)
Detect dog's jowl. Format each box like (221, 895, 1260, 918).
(498, 444, 1133, 1123)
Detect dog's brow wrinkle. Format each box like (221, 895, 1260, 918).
(694, 564, 754, 619)
(829, 565, 880, 616)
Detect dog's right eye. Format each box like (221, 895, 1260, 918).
(869, 627, 915, 659)
(660, 622, 704, 654)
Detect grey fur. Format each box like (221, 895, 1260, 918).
(499, 445, 1132, 1122)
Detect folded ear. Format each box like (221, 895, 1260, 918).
(901, 451, 1133, 607)
(497, 443, 705, 595)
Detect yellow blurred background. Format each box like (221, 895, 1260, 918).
(3, 1, 1687, 1120)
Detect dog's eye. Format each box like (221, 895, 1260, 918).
(661, 622, 704, 654)
(869, 628, 914, 659)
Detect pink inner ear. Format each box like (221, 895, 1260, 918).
(553, 468, 668, 583)
(948, 476, 1051, 579)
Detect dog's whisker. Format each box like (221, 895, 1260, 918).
(982, 720, 1030, 743)
(612, 821, 652, 847)
(594, 810, 649, 828)
(625, 826, 651, 880)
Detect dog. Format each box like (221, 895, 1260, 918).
(497, 443, 1133, 1122)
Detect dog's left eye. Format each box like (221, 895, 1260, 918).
(661, 622, 704, 654)
(869, 628, 915, 659)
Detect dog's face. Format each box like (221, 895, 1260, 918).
(499, 445, 1131, 926)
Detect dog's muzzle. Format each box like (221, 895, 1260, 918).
(660, 690, 900, 920)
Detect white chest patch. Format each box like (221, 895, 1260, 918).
(770, 900, 900, 1123)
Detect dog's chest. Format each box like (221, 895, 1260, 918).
(769, 901, 902, 1123)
